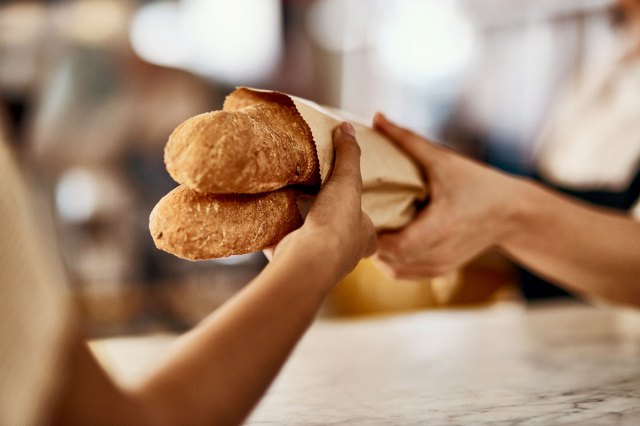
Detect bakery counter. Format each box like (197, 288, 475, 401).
(91, 301, 640, 425)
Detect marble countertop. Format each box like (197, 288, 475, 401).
(92, 302, 640, 425)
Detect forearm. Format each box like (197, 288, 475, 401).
(502, 179, 640, 306)
(135, 245, 338, 426)
(52, 121, 369, 426)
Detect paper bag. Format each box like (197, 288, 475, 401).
(224, 87, 427, 230)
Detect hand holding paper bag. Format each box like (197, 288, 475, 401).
(150, 87, 427, 260)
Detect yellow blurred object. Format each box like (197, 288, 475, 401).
(326, 251, 521, 316)
(326, 258, 460, 316)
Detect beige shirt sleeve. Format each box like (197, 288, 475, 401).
(0, 137, 72, 426)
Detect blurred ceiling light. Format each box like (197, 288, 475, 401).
(306, 0, 375, 52)
(56, 168, 99, 223)
(129, 1, 186, 67)
(62, 0, 129, 45)
(376, 0, 476, 88)
(181, 0, 281, 83)
(130, 0, 282, 84)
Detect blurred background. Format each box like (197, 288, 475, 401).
(1, 0, 639, 336)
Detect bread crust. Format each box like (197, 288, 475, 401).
(149, 186, 302, 260)
(165, 102, 320, 194)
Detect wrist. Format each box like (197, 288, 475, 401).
(497, 176, 540, 252)
(269, 231, 344, 293)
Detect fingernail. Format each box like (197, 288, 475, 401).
(341, 122, 355, 137)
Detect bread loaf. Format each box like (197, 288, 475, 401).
(152, 89, 322, 260)
(165, 102, 320, 194)
(150, 186, 302, 260)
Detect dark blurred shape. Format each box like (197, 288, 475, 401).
(0, 1, 48, 144)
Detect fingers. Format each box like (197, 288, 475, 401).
(328, 124, 376, 259)
(374, 215, 455, 279)
(312, 122, 362, 218)
(326, 122, 363, 192)
(374, 231, 455, 279)
(373, 112, 439, 167)
(376, 217, 435, 264)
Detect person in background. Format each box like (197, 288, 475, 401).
(374, 0, 640, 306)
(0, 121, 375, 426)
(534, 0, 640, 213)
(372, 112, 640, 307)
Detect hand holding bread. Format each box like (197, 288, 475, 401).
(149, 88, 426, 261)
(150, 90, 321, 260)
(265, 123, 376, 281)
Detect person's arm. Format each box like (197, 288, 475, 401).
(500, 179, 640, 306)
(51, 122, 376, 426)
(372, 113, 640, 307)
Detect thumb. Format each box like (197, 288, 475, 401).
(373, 112, 440, 167)
(310, 122, 363, 217)
(326, 122, 362, 190)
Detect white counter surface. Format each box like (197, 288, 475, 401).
(93, 302, 640, 425)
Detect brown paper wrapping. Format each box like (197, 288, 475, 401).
(225, 89, 466, 310)
(226, 87, 427, 230)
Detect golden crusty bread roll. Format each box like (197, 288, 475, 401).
(150, 186, 302, 260)
(165, 102, 320, 194)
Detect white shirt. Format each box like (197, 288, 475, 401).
(536, 51, 640, 204)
